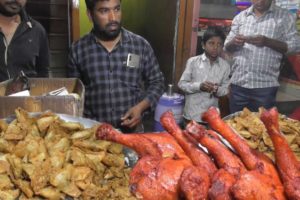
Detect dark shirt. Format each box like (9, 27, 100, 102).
(67, 28, 165, 126)
(0, 10, 49, 81)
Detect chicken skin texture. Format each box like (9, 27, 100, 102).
(202, 107, 286, 200)
(160, 111, 217, 178)
(96, 123, 209, 200)
(261, 108, 300, 200)
(186, 121, 246, 199)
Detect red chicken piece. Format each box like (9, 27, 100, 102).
(261, 108, 300, 200)
(232, 170, 284, 200)
(160, 111, 216, 199)
(186, 121, 246, 199)
(160, 111, 217, 178)
(202, 107, 286, 199)
(186, 122, 246, 178)
(96, 123, 209, 200)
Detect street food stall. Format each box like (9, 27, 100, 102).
(1, 0, 299, 199)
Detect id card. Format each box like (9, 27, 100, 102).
(126, 53, 140, 68)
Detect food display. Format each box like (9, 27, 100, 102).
(0, 108, 136, 200)
(224, 108, 300, 161)
(96, 107, 300, 199)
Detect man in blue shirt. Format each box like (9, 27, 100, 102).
(67, 0, 165, 132)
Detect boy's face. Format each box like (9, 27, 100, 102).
(88, 0, 122, 40)
(203, 36, 224, 61)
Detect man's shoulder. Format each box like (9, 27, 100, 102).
(122, 28, 151, 46)
(71, 33, 92, 48)
(235, 9, 250, 19)
(28, 18, 46, 33)
(272, 5, 293, 16)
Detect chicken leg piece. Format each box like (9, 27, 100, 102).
(186, 121, 246, 178)
(160, 111, 217, 178)
(202, 108, 283, 184)
(261, 108, 300, 200)
(96, 123, 209, 200)
(202, 107, 285, 199)
(186, 121, 246, 200)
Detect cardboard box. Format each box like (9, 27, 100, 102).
(0, 78, 85, 118)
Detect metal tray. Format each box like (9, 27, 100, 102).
(3, 112, 100, 128)
(222, 111, 242, 121)
(3, 112, 139, 167)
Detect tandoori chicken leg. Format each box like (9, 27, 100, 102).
(261, 108, 300, 200)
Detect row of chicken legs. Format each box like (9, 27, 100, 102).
(96, 107, 300, 200)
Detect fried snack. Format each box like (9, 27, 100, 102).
(225, 108, 300, 161)
(0, 107, 136, 200)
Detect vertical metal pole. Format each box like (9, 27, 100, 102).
(172, 0, 181, 87)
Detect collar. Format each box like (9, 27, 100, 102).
(20, 8, 32, 28)
(200, 53, 220, 64)
(245, 2, 275, 16)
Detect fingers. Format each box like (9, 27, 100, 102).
(201, 82, 216, 93)
(120, 108, 142, 128)
(234, 36, 246, 46)
(121, 116, 141, 128)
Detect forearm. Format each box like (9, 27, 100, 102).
(264, 37, 287, 54)
(136, 99, 151, 114)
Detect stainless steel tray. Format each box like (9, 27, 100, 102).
(3, 112, 100, 128)
(222, 111, 242, 121)
(3, 112, 139, 167)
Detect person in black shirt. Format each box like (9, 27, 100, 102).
(0, 0, 49, 81)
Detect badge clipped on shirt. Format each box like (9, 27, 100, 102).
(126, 53, 140, 68)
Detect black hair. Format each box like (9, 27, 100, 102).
(202, 26, 226, 45)
(85, 0, 121, 10)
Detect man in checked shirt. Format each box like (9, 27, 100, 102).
(225, 0, 300, 113)
(67, 0, 165, 133)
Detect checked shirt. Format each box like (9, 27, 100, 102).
(225, 4, 300, 88)
(67, 28, 165, 126)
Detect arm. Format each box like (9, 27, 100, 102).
(215, 62, 231, 97)
(246, 35, 287, 54)
(224, 15, 246, 53)
(282, 13, 300, 54)
(178, 58, 202, 94)
(36, 25, 49, 77)
(121, 99, 150, 128)
(121, 42, 165, 128)
(67, 45, 81, 79)
(142, 43, 165, 110)
(245, 12, 300, 54)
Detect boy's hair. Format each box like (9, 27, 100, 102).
(85, 0, 121, 10)
(202, 26, 226, 45)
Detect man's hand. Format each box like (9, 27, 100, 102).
(245, 35, 267, 47)
(121, 106, 142, 128)
(225, 34, 246, 52)
(120, 100, 150, 128)
(232, 34, 247, 47)
(245, 35, 287, 53)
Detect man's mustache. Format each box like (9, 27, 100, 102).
(107, 22, 120, 27)
(5, 0, 21, 6)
